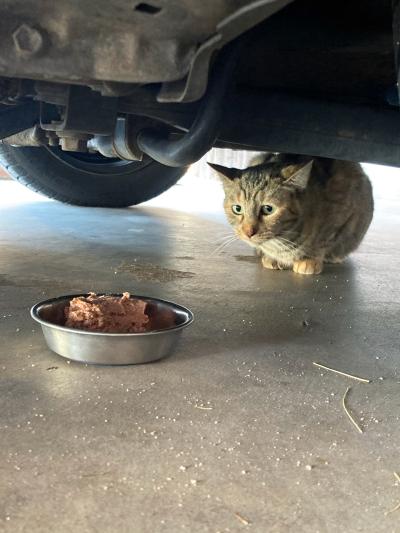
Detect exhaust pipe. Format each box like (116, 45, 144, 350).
(136, 41, 240, 167)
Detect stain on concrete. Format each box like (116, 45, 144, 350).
(234, 255, 259, 264)
(0, 274, 17, 287)
(117, 261, 195, 282)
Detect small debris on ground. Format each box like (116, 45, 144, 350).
(313, 362, 371, 383)
(385, 502, 400, 515)
(385, 473, 400, 515)
(342, 387, 363, 434)
(234, 512, 250, 526)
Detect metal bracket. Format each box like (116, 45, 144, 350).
(0, 101, 40, 139)
(157, 0, 293, 103)
(40, 85, 118, 135)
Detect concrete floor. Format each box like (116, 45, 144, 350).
(0, 160, 399, 533)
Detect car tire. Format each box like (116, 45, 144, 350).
(0, 144, 186, 207)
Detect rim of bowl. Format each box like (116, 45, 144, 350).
(31, 293, 194, 337)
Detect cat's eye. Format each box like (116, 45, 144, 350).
(261, 204, 275, 215)
(232, 204, 242, 215)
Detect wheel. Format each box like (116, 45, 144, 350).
(0, 144, 186, 207)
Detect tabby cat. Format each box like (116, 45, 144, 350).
(209, 154, 373, 275)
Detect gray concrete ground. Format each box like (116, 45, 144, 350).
(0, 159, 399, 533)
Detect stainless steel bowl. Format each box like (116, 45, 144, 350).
(31, 294, 193, 365)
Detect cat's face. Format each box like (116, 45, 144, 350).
(209, 161, 312, 246)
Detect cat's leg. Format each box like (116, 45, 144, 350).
(324, 255, 345, 264)
(293, 258, 324, 275)
(262, 256, 280, 269)
(261, 255, 287, 270)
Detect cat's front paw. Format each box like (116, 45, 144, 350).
(262, 256, 281, 270)
(293, 258, 323, 275)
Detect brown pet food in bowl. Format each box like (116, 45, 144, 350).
(65, 292, 149, 333)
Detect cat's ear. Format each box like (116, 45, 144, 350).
(283, 160, 313, 190)
(207, 162, 241, 183)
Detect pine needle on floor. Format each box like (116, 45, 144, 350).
(342, 387, 363, 434)
(313, 362, 371, 383)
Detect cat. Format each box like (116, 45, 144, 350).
(208, 153, 373, 275)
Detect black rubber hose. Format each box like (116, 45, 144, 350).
(136, 41, 240, 167)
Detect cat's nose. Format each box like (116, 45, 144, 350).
(243, 224, 257, 238)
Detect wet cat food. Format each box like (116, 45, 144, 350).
(65, 292, 149, 333)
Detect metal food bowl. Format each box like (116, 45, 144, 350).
(31, 294, 193, 365)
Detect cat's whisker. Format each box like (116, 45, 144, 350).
(276, 239, 298, 252)
(215, 235, 237, 244)
(278, 235, 299, 246)
(278, 236, 313, 256)
(213, 237, 235, 250)
(273, 238, 302, 257)
(211, 235, 239, 256)
(212, 240, 237, 256)
(278, 236, 295, 244)
(287, 243, 314, 258)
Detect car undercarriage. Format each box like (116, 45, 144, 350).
(0, 0, 398, 206)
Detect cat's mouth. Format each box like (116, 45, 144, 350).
(240, 233, 267, 245)
(236, 227, 273, 245)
